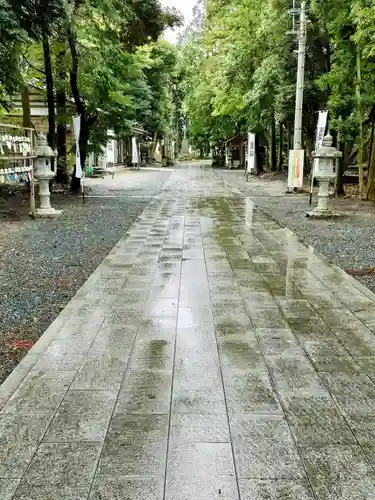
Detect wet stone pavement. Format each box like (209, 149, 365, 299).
(1, 165, 375, 499)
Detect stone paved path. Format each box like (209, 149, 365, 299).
(1, 165, 375, 499)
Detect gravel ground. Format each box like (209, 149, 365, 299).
(223, 170, 375, 291)
(0, 168, 171, 384)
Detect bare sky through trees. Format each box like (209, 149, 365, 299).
(162, 0, 195, 42)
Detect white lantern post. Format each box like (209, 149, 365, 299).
(34, 134, 62, 217)
(307, 133, 342, 219)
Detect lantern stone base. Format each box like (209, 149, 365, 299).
(306, 177, 341, 219)
(306, 208, 341, 219)
(34, 207, 63, 218)
(285, 186, 303, 194)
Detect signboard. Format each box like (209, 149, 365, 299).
(288, 149, 304, 189)
(313, 111, 328, 175)
(247, 132, 256, 173)
(132, 136, 139, 165)
(106, 140, 115, 164)
(181, 138, 189, 154)
(73, 115, 82, 179)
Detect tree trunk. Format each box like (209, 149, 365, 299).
(21, 86, 32, 129)
(79, 115, 89, 174)
(42, 31, 55, 150)
(335, 144, 350, 197)
(56, 92, 68, 184)
(278, 122, 283, 171)
(365, 125, 375, 200)
(306, 138, 314, 175)
(239, 139, 244, 167)
(356, 49, 365, 197)
(255, 134, 264, 175)
(68, 27, 86, 192)
(368, 119, 375, 177)
(55, 47, 68, 185)
(151, 131, 158, 158)
(270, 115, 277, 171)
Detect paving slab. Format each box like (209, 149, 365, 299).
(2, 165, 375, 498)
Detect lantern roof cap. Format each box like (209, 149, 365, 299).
(322, 133, 333, 147)
(313, 133, 342, 160)
(34, 134, 55, 158)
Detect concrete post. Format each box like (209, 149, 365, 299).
(287, 1, 307, 193)
(293, 1, 307, 151)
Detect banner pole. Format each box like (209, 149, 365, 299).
(310, 110, 328, 205)
(73, 115, 84, 203)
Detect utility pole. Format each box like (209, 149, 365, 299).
(293, 0, 307, 150)
(287, 0, 307, 192)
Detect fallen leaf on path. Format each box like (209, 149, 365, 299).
(348, 267, 375, 276)
(11, 340, 34, 350)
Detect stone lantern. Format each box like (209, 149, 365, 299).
(307, 133, 342, 219)
(34, 134, 62, 217)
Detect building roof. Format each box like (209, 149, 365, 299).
(225, 135, 247, 146)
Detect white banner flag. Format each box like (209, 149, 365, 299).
(106, 140, 114, 165)
(247, 132, 256, 173)
(73, 115, 82, 179)
(313, 111, 328, 176)
(132, 136, 139, 165)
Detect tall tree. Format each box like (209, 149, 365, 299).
(67, 0, 181, 190)
(0, 0, 26, 108)
(8, 0, 65, 148)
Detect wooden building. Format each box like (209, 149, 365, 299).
(224, 135, 247, 169)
